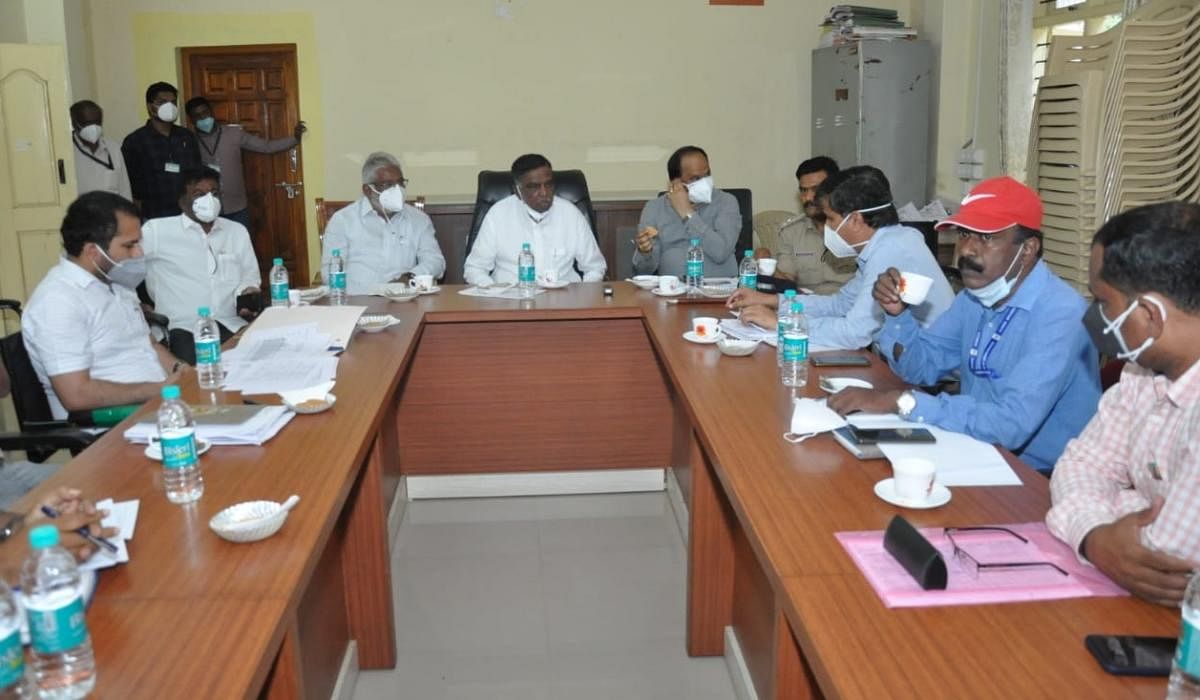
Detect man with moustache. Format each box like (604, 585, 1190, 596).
(828, 177, 1101, 474)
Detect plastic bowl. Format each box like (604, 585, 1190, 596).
(283, 393, 336, 414)
(209, 495, 299, 543)
(357, 314, 397, 332)
(716, 337, 759, 357)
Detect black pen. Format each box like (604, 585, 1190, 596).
(39, 505, 119, 554)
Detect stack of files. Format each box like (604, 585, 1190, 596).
(222, 322, 339, 395)
(846, 413, 1022, 486)
(822, 5, 916, 41)
(124, 404, 294, 446)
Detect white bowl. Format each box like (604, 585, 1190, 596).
(283, 393, 336, 414)
(383, 289, 420, 302)
(717, 337, 759, 357)
(819, 377, 875, 394)
(631, 275, 659, 290)
(357, 314, 398, 332)
(209, 495, 299, 543)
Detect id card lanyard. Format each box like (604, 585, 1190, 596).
(968, 306, 1018, 379)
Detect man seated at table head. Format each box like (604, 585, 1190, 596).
(753, 156, 855, 289)
(828, 176, 1100, 473)
(463, 153, 606, 286)
(727, 165, 954, 349)
(23, 192, 182, 420)
(141, 166, 262, 363)
(321, 151, 446, 294)
(1046, 201, 1200, 606)
(633, 145, 741, 279)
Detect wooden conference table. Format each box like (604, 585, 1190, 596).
(15, 283, 1176, 699)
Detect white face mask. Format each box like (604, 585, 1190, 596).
(965, 244, 1025, 308)
(191, 192, 221, 223)
(783, 398, 848, 444)
(78, 124, 103, 144)
(516, 188, 550, 223)
(94, 245, 147, 289)
(156, 102, 178, 123)
(1095, 295, 1167, 365)
(822, 202, 890, 259)
(371, 184, 406, 214)
(686, 175, 714, 205)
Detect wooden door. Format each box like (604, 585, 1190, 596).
(181, 44, 308, 283)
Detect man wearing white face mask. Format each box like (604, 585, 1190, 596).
(70, 100, 131, 200)
(141, 167, 262, 363)
(121, 82, 202, 220)
(830, 176, 1100, 474)
(23, 192, 182, 420)
(633, 145, 741, 279)
(322, 152, 445, 294)
(1046, 201, 1200, 607)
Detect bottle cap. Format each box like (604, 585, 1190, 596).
(784, 289, 797, 297)
(332, 248, 341, 256)
(198, 306, 210, 317)
(273, 257, 283, 265)
(29, 525, 59, 550)
(161, 385, 181, 400)
(744, 250, 753, 257)
(522, 242, 531, 249)
(690, 238, 700, 246)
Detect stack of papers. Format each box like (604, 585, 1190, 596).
(241, 305, 365, 349)
(847, 413, 1022, 486)
(459, 284, 545, 299)
(79, 498, 139, 572)
(124, 404, 294, 446)
(821, 5, 917, 43)
(223, 323, 339, 395)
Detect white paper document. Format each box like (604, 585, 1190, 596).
(847, 413, 1022, 486)
(78, 498, 140, 572)
(124, 405, 294, 446)
(241, 305, 365, 349)
(222, 322, 340, 394)
(458, 284, 546, 299)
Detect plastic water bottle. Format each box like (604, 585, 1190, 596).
(518, 243, 536, 298)
(194, 306, 222, 390)
(157, 385, 203, 504)
(21, 525, 94, 699)
(739, 250, 758, 290)
(269, 257, 289, 307)
(0, 580, 28, 699)
(780, 301, 809, 388)
(776, 289, 797, 367)
(1168, 572, 1200, 698)
(685, 238, 704, 291)
(328, 249, 347, 305)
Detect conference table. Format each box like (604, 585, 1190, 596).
(14, 282, 1176, 699)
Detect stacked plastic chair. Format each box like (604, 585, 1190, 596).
(1027, 0, 1200, 292)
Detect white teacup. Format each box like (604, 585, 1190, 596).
(898, 272, 934, 306)
(287, 289, 302, 307)
(758, 258, 778, 276)
(892, 457, 936, 502)
(540, 268, 559, 284)
(691, 316, 721, 339)
(658, 276, 681, 293)
(409, 274, 435, 291)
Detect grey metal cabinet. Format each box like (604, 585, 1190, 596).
(812, 40, 933, 207)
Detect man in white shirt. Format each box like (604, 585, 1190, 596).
(464, 154, 606, 286)
(321, 152, 445, 294)
(23, 192, 181, 420)
(142, 166, 262, 363)
(69, 100, 132, 200)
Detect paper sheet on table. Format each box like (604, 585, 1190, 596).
(77, 498, 139, 572)
(124, 405, 294, 445)
(458, 285, 546, 299)
(223, 323, 333, 363)
(240, 305, 365, 348)
(717, 319, 836, 353)
(847, 413, 1022, 486)
(835, 522, 1128, 608)
(224, 355, 338, 395)
(278, 381, 335, 406)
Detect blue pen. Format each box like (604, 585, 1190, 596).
(39, 505, 119, 554)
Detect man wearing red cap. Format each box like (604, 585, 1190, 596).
(829, 176, 1101, 473)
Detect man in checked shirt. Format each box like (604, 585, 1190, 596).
(1047, 201, 1200, 606)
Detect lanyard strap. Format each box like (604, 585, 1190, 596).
(73, 136, 113, 170)
(968, 306, 1018, 378)
(199, 126, 223, 159)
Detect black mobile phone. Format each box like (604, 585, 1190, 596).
(236, 291, 264, 314)
(811, 354, 871, 367)
(848, 426, 937, 445)
(1084, 635, 1175, 677)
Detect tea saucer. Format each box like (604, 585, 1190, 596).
(416, 286, 441, 295)
(682, 330, 722, 345)
(873, 478, 951, 509)
(538, 280, 570, 289)
(652, 287, 686, 298)
(145, 438, 212, 461)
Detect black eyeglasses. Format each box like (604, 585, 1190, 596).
(943, 526, 1069, 579)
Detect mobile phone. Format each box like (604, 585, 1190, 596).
(848, 426, 936, 444)
(236, 291, 264, 314)
(811, 354, 871, 367)
(1084, 635, 1175, 677)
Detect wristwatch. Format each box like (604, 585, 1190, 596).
(896, 390, 917, 419)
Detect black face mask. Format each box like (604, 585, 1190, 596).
(1082, 301, 1124, 359)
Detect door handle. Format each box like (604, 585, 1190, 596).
(289, 147, 299, 173)
(275, 181, 304, 199)
(58, 159, 66, 184)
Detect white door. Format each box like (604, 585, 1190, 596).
(0, 42, 76, 334)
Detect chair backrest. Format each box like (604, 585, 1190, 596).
(0, 330, 55, 430)
(314, 196, 427, 236)
(465, 169, 598, 258)
(723, 188, 754, 258)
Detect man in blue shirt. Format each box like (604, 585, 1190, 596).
(727, 165, 954, 349)
(828, 176, 1101, 473)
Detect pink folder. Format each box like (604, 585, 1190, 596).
(835, 522, 1129, 608)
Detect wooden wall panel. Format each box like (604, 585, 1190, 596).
(297, 519, 350, 700)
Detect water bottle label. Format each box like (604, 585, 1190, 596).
(1179, 615, 1200, 676)
(195, 338, 220, 365)
(28, 595, 86, 654)
(686, 260, 703, 278)
(0, 628, 22, 689)
(783, 335, 809, 363)
(740, 272, 757, 289)
(270, 282, 288, 302)
(519, 264, 535, 283)
(161, 430, 197, 469)
(330, 271, 346, 291)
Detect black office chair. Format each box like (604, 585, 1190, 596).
(465, 169, 599, 260)
(0, 300, 100, 463)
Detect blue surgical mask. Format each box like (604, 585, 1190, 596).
(965, 245, 1025, 308)
(196, 117, 216, 133)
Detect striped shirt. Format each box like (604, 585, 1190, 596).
(1047, 360, 1200, 563)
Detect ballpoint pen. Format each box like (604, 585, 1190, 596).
(39, 505, 119, 554)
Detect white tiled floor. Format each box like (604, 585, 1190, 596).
(353, 491, 738, 700)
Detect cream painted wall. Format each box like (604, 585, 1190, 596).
(0, 1, 27, 43)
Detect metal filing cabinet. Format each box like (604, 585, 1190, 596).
(812, 40, 933, 206)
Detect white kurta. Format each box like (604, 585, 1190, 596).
(320, 198, 446, 294)
(463, 195, 606, 286)
(72, 135, 132, 200)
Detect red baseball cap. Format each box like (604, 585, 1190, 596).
(935, 176, 1043, 233)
